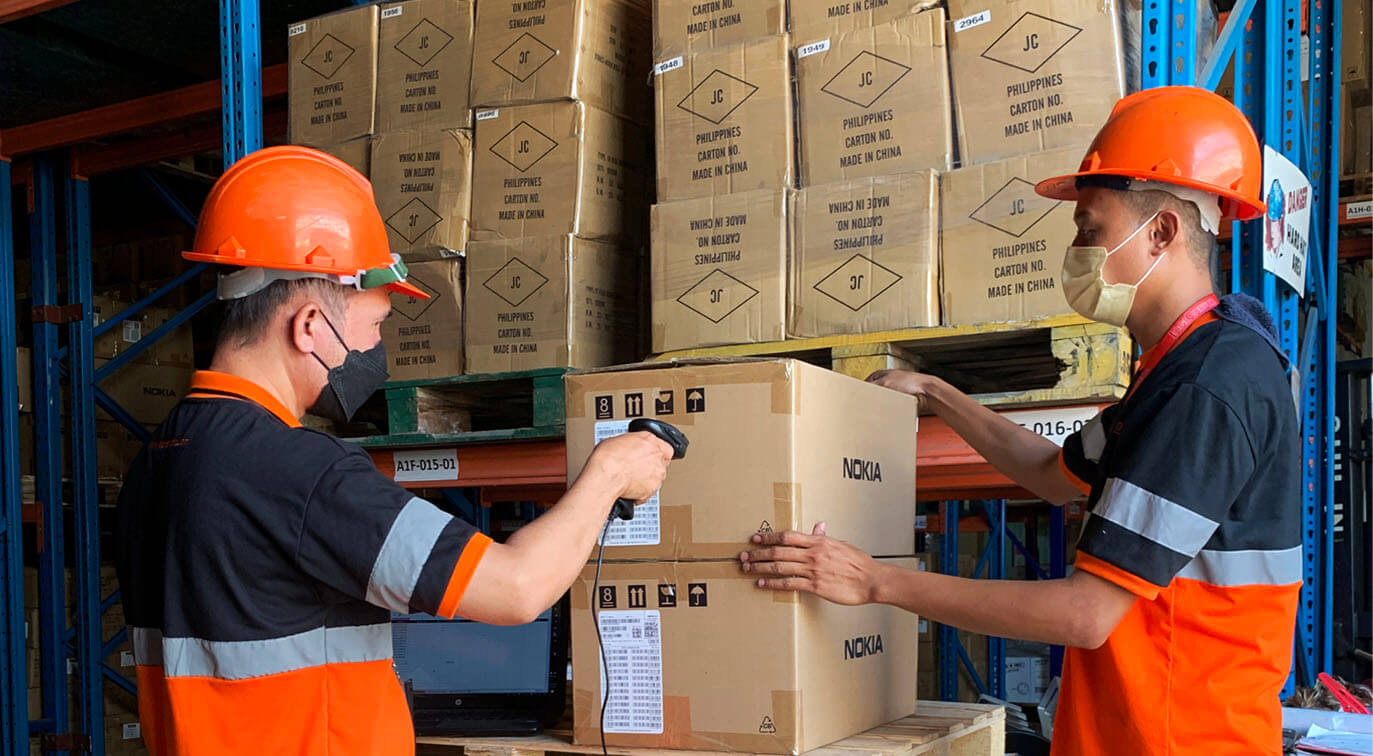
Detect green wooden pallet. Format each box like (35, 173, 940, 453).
(354, 367, 569, 448)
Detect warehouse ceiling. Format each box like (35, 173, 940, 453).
(0, 0, 344, 130)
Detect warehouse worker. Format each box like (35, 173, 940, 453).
(741, 86, 1300, 755)
(115, 146, 674, 755)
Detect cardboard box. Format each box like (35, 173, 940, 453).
(381, 258, 465, 381)
(376, 0, 476, 133)
(471, 101, 650, 243)
(939, 146, 1080, 325)
(790, 172, 939, 337)
(652, 0, 786, 58)
(650, 190, 789, 352)
(466, 235, 641, 374)
(1343, 87, 1372, 178)
(16, 347, 32, 413)
(571, 558, 918, 753)
(794, 10, 952, 187)
(565, 359, 918, 560)
(946, 0, 1123, 166)
(471, 0, 652, 122)
(371, 129, 473, 259)
(1344, 0, 1371, 91)
(288, 5, 379, 147)
(323, 136, 373, 176)
(141, 307, 196, 368)
(93, 361, 192, 425)
(790, 0, 940, 59)
(96, 420, 146, 479)
(654, 35, 795, 202)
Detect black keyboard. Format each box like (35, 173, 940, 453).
(412, 710, 541, 737)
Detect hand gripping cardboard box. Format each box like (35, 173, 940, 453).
(564, 359, 918, 561)
(790, 172, 939, 337)
(650, 189, 789, 353)
(472, 101, 650, 243)
(794, 9, 952, 186)
(939, 145, 1081, 325)
(465, 235, 641, 374)
(790, 0, 939, 43)
(654, 35, 796, 202)
(380, 257, 465, 381)
(471, 0, 653, 123)
(370, 128, 473, 259)
(945, 0, 1124, 166)
(652, 0, 786, 59)
(571, 558, 918, 753)
(376, 0, 476, 133)
(288, 4, 379, 147)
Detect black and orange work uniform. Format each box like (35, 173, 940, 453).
(1054, 294, 1301, 755)
(116, 372, 492, 755)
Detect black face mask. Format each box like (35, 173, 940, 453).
(307, 313, 389, 424)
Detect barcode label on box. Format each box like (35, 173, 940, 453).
(121, 651, 134, 667)
(653, 57, 684, 75)
(919, 619, 928, 633)
(123, 722, 141, 740)
(595, 421, 661, 546)
(122, 320, 142, 343)
(599, 611, 663, 734)
(475, 109, 500, 121)
(954, 10, 991, 31)
(381, 6, 403, 19)
(797, 40, 831, 58)
(288, 23, 307, 36)
(914, 514, 928, 530)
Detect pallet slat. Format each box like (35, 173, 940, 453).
(355, 368, 570, 448)
(417, 702, 1004, 756)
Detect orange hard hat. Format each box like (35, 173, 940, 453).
(1035, 86, 1265, 222)
(184, 145, 428, 299)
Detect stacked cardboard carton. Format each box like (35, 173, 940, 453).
(565, 359, 920, 752)
(465, 0, 652, 374)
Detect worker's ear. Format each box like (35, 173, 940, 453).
(289, 301, 326, 356)
(1149, 208, 1182, 257)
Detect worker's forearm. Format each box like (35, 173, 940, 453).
(501, 469, 617, 609)
(870, 563, 1103, 648)
(924, 378, 1081, 505)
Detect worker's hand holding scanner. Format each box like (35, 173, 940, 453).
(586, 431, 676, 505)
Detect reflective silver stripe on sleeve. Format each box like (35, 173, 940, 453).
(1095, 477, 1219, 557)
(365, 496, 454, 613)
(147, 623, 392, 680)
(1176, 546, 1303, 587)
(1081, 413, 1107, 463)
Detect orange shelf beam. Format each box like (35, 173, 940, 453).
(0, 0, 78, 23)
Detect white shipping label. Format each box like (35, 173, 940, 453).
(381, 5, 403, 19)
(595, 421, 661, 546)
(598, 610, 663, 734)
(475, 109, 500, 121)
(393, 448, 459, 482)
(1000, 406, 1102, 446)
(914, 515, 928, 531)
(121, 651, 134, 667)
(797, 40, 831, 58)
(288, 23, 307, 36)
(954, 10, 991, 31)
(653, 57, 684, 75)
(122, 320, 142, 343)
(122, 722, 141, 740)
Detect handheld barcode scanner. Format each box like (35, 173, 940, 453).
(609, 418, 689, 521)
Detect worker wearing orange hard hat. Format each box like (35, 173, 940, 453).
(743, 87, 1300, 754)
(115, 146, 676, 754)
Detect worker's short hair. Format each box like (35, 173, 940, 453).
(217, 277, 349, 348)
(1116, 188, 1217, 271)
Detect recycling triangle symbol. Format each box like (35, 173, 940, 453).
(757, 520, 773, 533)
(759, 716, 777, 734)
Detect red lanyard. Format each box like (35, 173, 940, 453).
(1124, 294, 1220, 402)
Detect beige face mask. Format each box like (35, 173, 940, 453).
(1061, 211, 1165, 327)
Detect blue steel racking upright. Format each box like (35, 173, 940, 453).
(0, 0, 265, 752)
(932, 0, 1343, 702)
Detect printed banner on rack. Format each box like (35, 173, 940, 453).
(1261, 146, 1311, 297)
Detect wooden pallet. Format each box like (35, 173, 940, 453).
(354, 368, 569, 448)
(652, 315, 1130, 409)
(417, 702, 1005, 756)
